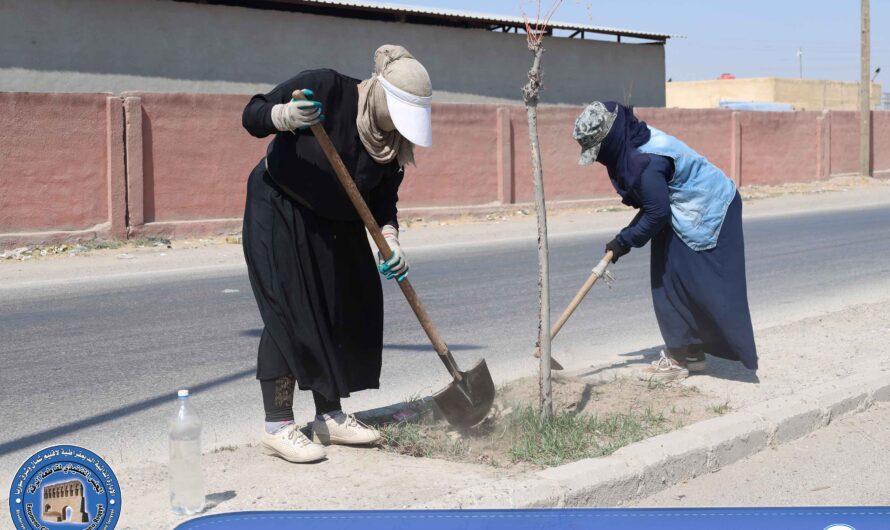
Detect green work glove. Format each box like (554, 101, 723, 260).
(271, 89, 324, 132)
(378, 225, 409, 282)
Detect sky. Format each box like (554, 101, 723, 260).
(383, 0, 889, 86)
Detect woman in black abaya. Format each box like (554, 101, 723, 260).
(241, 45, 432, 463)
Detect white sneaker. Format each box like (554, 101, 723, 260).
(261, 424, 327, 463)
(638, 350, 690, 382)
(311, 411, 381, 446)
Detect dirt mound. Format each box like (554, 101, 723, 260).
(377, 374, 724, 469)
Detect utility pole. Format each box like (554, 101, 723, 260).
(797, 47, 803, 79)
(860, 0, 871, 177)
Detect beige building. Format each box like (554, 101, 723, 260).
(42, 479, 89, 523)
(666, 77, 882, 111)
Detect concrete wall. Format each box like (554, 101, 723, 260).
(737, 111, 821, 185)
(828, 111, 890, 176)
(510, 106, 616, 204)
(0, 0, 665, 106)
(829, 112, 861, 176)
(2, 91, 889, 247)
(874, 112, 890, 173)
(0, 92, 125, 244)
(404, 104, 501, 206)
(124, 92, 267, 225)
(667, 78, 882, 111)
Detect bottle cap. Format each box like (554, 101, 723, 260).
(177, 389, 189, 398)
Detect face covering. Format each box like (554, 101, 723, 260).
(356, 45, 431, 166)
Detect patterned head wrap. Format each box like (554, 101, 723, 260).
(573, 101, 618, 165)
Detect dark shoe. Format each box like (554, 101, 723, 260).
(683, 351, 707, 373)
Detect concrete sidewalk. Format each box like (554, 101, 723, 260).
(635, 402, 890, 507)
(86, 294, 890, 529)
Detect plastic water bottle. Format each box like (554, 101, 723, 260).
(169, 389, 205, 515)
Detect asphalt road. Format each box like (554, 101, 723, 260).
(2, 203, 889, 480)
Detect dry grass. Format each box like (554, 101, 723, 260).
(707, 401, 733, 415)
(377, 375, 719, 469)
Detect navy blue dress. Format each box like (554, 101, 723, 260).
(617, 155, 758, 370)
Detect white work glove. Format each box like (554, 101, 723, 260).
(377, 224, 409, 282)
(270, 89, 323, 132)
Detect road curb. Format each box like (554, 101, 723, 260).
(415, 370, 890, 508)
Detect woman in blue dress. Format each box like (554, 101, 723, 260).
(573, 101, 758, 381)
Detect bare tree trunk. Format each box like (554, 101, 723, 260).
(523, 44, 552, 418)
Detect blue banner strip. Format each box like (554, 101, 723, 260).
(173, 507, 889, 530)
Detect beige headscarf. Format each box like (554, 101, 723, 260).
(357, 45, 431, 166)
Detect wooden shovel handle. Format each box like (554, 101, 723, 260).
(292, 91, 462, 381)
(533, 250, 613, 358)
(534, 209, 638, 363)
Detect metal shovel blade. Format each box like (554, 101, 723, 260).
(432, 359, 496, 429)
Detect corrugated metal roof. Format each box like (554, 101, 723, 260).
(226, 0, 672, 41)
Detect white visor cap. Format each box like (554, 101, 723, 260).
(378, 74, 433, 147)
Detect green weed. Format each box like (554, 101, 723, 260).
(507, 405, 668, 467)
(707, 401, 732, 415)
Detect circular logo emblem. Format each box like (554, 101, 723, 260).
(8, 445, 121, 530)
(825, 525, 856, 530)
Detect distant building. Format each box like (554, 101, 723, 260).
(666, 77, 882, 111)
(42, 479, 89, 523)
(1, 0, 671, 106)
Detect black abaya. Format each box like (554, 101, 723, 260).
(241, 69, 403, 400)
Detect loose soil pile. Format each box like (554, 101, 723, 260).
(375, 374, 725, 469)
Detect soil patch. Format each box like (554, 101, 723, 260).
(374, 373, 724, 469)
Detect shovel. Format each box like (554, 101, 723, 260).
(292, 91, 495, 428)
(533, 250, 615, 369)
